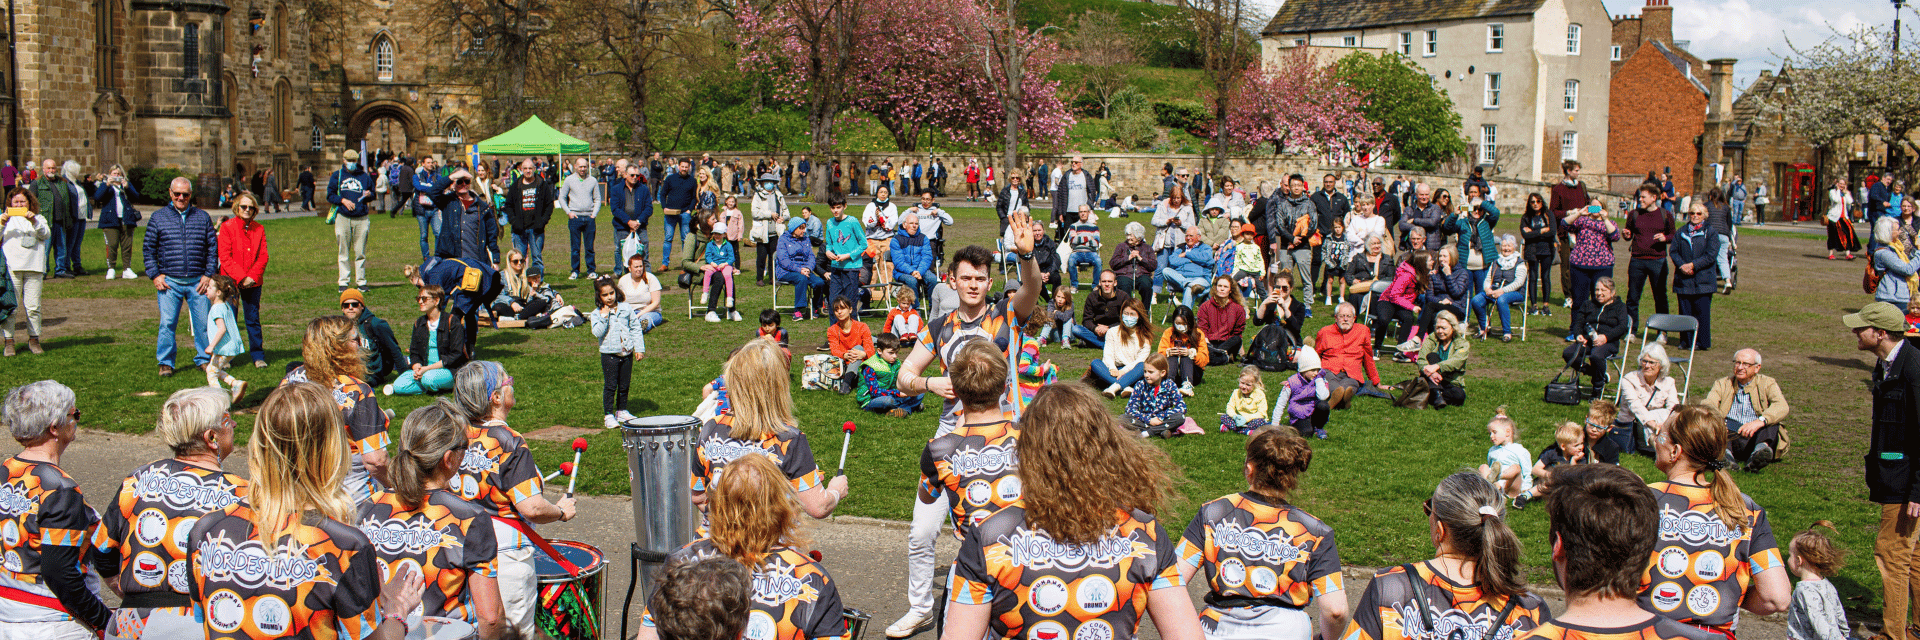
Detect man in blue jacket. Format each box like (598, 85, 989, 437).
(608, 164, 652, 265)
(1158, 226, 1215, 309)
(327, 149, 376, 292)
(658, 158, 698, 271)
(143, 177, 218, 377)
(410, 155, 450, 266)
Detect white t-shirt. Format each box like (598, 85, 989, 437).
(618, 272, 660, 311)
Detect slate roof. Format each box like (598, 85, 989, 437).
(1262, 0, 1549, 36)
(1651, 40, 1709, 94)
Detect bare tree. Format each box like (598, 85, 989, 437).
(433, 0, 555, 131)
(1767, 25, 1920, 182)
(553, 0, 688, 155)
(977, 0, 1053, 186)
(1063, 11, 1139, 119)
(1177, 0, 1259, 168)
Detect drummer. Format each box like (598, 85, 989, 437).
(895, 221, 1044, 434)
(449, 361, 576, 640)
(356, 401, 505, 640)
(1, 380, 114, 638)
(647, 556, 752, 640)
(692, 339, 848, 518)
(639, 453, 847, 640)
(183, 382, 425, 640)
(93, 387, 249, 640)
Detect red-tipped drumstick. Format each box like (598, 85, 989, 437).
(566, 437, 588, 497)
(837, 421, 856, 476)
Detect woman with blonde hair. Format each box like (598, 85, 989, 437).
(1644, 405, 1790, 632)
(356, 401, 504, 639)
(637, 453, 847, 640)
(96, 387, 248, 639)
(184, 382, 424, 640)
(692, 339, 848, 518)
(943, 383, 1200, 640)
(282, 315, 391, 506)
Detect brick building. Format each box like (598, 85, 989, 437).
(1607, 0, 1710, 194)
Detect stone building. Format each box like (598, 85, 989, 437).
(1260, 0, 1614, 181)
(1607, 0, 1710, 194)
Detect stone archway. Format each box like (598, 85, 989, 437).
(345, 100, 422, 158)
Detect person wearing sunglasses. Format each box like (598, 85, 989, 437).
(142, 175, 217, 378)
(341, 288, 406, 386)
(216, 191, 270, 367)
(1, 380, 115, 638)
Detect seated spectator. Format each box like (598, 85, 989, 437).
(1562, 276, 1630, 388)
(1470, 234, 1528, 341)
(1704, 348, 1790, 472)
(1315, 302, 1381, 401)
(646, 555, 752, 640)
(1064, 205, 1103, 290)
(883, 288, 924, 346)
(387, 285, 467, 396)
(1159, 305, 1211, 395)
(756, 309, 790, 361)
(1480, 411, 1532, 505)
(1220, 365, 1269, 434)
(1415, 247, 1471, 354)
(1619, 343, 1679, 445)
(1414, 310, 1470, 408)
(616, 252, 666, 332)
(1873, 216, 1920, 307)
(493, 265, 565, 329)
(1016, 313, 1058, 407)
(1372, 251, 1429, 354)
(341, 288, 405, 386)
(857, 333, 921, 417)
(1037, 286, 1075, 348)
(1229, 224, 1265, 298)
(825, 297, 873, 395)
(1254, 271, 1309, 355)
(1523, 422, 1584, 506)
(1110, 223, 1157, 305)
(1582, 400, 1626, 463)
(1158, 227, 1216, 309)
(700, 222, 741, 322)
(1091, 298, 1155, 397)
(1198, 276, 1247, 363)
(1073, 271, 1129, 348)
(774, 217, 824, 321)
(1124, 353, 1185, 438)
(1273, 347, 1329, 439)
(927, 274, 958, 321)
(891, 215, 935, 307)
(677, 213, 714, 289)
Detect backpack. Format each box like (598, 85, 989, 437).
(1865, 261, 1881, 295)
(1244, 324, 1299, 372)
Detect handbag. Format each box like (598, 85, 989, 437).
(1392, 376, 1435, 410)
(1543, 345, 1585, 405)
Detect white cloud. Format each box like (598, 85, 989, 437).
(1605, 0, 1894, 88)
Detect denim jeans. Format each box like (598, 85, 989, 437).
(778, 271, 825, 311)
(567, 216, 597, 274)
(1090, 360, 1145, 389)
(1470, 290, 1526, 333)
(637, 310, 666, 333)
(661, 210, 687, 262)
(156, 276, 211, 368)
(1068, 252, 1103, 289)
(301, 186, 315, 210)
(1159, 269, 1209, 308)
(1568, 265, 1612, 311)
(240, 285, 265, 363)
(828, 268, 861, 309)
(49, 219, 72, 274)
(415, 210, 443, 262)
(512, 229, 546, 273)
(862, 394, 924, 414)
(1716, 233, 1733, 283)
(1071, 324, 1107, 349)
(59, 218, 84, 274)
(1731, 200, 1746, 225)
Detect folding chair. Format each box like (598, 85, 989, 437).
(1640, 313, 1700, 402)
(1608, 330, 1636, 403)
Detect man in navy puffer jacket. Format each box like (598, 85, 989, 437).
(142, 176, 218, 377)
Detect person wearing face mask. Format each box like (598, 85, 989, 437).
(863, 185, 899, 293)
(1089, 298, 1157, 397)
(93, 388, 248, 640)
(326, 149, 377, 292)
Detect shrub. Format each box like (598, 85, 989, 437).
(1150, 99, 1212, 133)
(1110, 99, 1159, 150)
(128, 167, 188, 205)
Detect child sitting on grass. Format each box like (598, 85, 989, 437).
(1038, 285, 1075, 347)
(857, 333, 922, 417)
(1787, 521, 1850, 640)
(1583, 399, 1625, 464)
(701, 221, 740, 322)
(884, 287, 924, 347)
(1220, 365, 1270, 434)
(1016, 313, 1058, 407)
(1517, 422, 1584, 507)
(1478, 407, 1532, 509)
(757, 309, 790, 362)
(825, 297, 873, 394)
(1272, 346, 1329, 439)
(1125, 353, 1186, 438)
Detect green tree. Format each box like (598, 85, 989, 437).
(1332, 52, 1467, 171)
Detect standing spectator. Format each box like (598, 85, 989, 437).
(1851, 301, 1920, 640)
(409, 155, 450, 267)
(504, 158, 556, 274)
(1562, 200, 1621, 316)
(1, 160, 15, 189)
(2, 188, 48, 355)
(145, 177, 216, 377)
(92, 165, 140, 280)
(1622, 184, 1675, 325)
(1874, 217, 1920, 307)
(32, 159, 80, 278)
(1550, 161, 1593, 302)
(560, 158, 602, 280)
(1671, 201, 1723, 350)
(1398, 184, 1446, 252)
(1, 380, 115, 637)
(795, 155, 810, 196)
(1659, 168, 1678, 213)
(1829, 177, 1861, 260)
(749, 173, 785, 285)
(1270, 176, 1316, 298)
(819, 192, 866, 311)
(610, 163, 653, 266)
(262, 166, 283, 213)
(440, 169, 495, 269)
(994, 169, 1029, 236)
(1873, 172, 1896, 253)
(218, 192, 270, 367)
(1312, 173, 1352, 282)
(905, 191, 951, 271)
(1704, 348, 1790, 472)
(297, 165, 316, 211)
(1702, 188, 1736, 293)
(659, 159, 697, 269)
(1754, 180, 1770, 223)
(1051, 155, 1094, 241)
(963, 158, 980, 201)
(1518, 193, 1558, 315)
(326, 149, 375, 292)
(391, 158, 413, 219)
(1729, 174, 1748, 225)
(341, 288, 406, 386)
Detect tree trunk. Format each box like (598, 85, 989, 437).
(498, 36, 532, 129)
(998, 9, 1022, 188)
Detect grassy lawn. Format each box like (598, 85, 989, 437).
(2, 203, 1894, 617)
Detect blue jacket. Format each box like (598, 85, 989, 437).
(1669, 222, 1722, 296)
(775, 230, 814, 278)
(704, 239, 736, 266)
(326, 165, 376, 217)
(1875, 246, 1920, 305)
(142, 204, 218, 279)
(890, 229, 933, 280)
(1167, 242, 1215, 279)
(1447, 201, 1502, 262)
(438, 193, 494, 264)
(660, 170, 697, 210)
(92, 182, 141, 228)
(608, 180, 652, 229)
(1430, 266, 1472, 307)
(411, 171, 449, 218)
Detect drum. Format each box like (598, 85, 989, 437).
(406, 616, 478, 640)
(620, 415, 699, 604)
(535, 539, 609, 640)
(843, 607, 873, 640)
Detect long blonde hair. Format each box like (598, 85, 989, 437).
(707, 453, 807, 567)
(722, 340, 795, 440)
(501, 249, 531, 298)
(1667, 404, 1751, 533)
(247, 382, 353, 548)
(388, 401, 467, 508)
(301, 316, 367, 383)
(1018, 383, 1176, 545)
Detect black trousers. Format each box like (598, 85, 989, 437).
(1625, 257, 1669, 323)
(1373, 304, 1417, 350)
(1168, 355, 1206, 386)
(755, 241, 775, 281)
(1726, 417, 1780, 462)
(1288, 399, 1329, 436)
(1207, 335, 1244, 363)
(1525, 253, 1554, 305)
(601, 352, 632, 414)
(1116, 274, 1154, 306)
(1677, 293, 1712, 350)
(1562, 341, 1620, 383)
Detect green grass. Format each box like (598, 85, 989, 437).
(4, 206, 1893, 617)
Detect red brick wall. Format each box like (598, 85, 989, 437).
(1608, 46, 1706, 193)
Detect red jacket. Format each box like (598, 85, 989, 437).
(1196, 297, 1244, 345)
(1314, 323, 1378, 385)
(218, 217, 269, 286)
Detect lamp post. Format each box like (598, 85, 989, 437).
(1898, 0, 1908, 55)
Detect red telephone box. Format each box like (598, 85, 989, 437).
(1784, 163, 1815, 222)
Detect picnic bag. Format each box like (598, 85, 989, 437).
(800, 354, 843, 391)
(1244, 324, 1299, 372)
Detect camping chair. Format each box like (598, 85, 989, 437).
(1640, 313, 1700, 403)
(1606, 329, 1636, 403)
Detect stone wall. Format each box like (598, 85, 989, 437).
(16, 0, 101, 167)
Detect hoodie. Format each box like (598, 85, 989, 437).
(1270, 194, 1314, 250)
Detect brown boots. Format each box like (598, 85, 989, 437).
(2, 339, 11, 357)
(5, 337, 43, 356)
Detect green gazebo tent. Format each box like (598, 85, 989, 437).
(472, 116, 591, 155)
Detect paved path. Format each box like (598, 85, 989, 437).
(7, 430, 1796, 640)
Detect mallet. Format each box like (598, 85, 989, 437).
(836, 421, 856, 476)
(566, 437, 587, 498)
(543, 462, 574, 483)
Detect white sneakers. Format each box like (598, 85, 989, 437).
(122, 269, 136, 279)
(603, 414, 619, 429)
(884, 611, 935, 639)
(613, 410, 638, 423)
(729, 310, 743, 321)
(705, 311, 722, 323)
(104, 270, 116, 280)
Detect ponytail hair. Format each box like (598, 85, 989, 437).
(1430, 471, 1527, 602)
(389, 400, 469, 508)
(1668, 404, 1750, 533)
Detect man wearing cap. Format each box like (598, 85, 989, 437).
(326, 149, 376, 292)
(1050, 155, 1095, 242)
(340, 288, 406, 386)
(1851, 301, 1920, 640)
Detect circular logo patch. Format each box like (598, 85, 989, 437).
(135, 509, 169, 546)
(1657, 546, 1688, 578)
(1221, 558, 1246, 587)
(249, 594, 292, 637)
(1030, 576, 1069, 616)
(1071, 574, 1117, 617)
(1028, 620, 1069, 640)
(966, 479, 992, 506)
(170, 516, 199, 556)
(167, 560, 189, 592)
(743, 610, 777, 640)
(1690, 551, 1726, 582)
(207, 590, 246, 632)
(131, 551, 166, 587)
(1074, 620, 1115, 640)
(1248, 567, 1279, 595)
(3, 550, 20, 572)
(1, 519, 19, 547)
(1687, 585, 1721, 617)
(995, 476, 1023, 504)
(1650, 581, 1684, 612)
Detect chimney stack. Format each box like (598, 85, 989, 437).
(1706, 59, 1737, 122)
(1643, 0, 1675, 46)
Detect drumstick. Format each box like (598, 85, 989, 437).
(544, 462, 574, 484)
(836, 421, 855, 476)
(566, 437, 587, 498)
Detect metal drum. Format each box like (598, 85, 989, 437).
(842, 607, 873, 640)
(618, 415, 700, 638)
(535, 540, 608, 640)
(406, 616, 478, 640)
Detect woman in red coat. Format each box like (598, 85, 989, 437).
(217, 192, 270, 367)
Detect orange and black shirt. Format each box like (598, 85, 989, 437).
(185, 504, 382, 640)
(0, 456, 110, 627)
(355, 489, 498, 623)
(284, 367, 391, 502)
(949, 503, 1185, 640)
(1638, 481, 1782, 632)
(92, 459, 250, 605)
(1520, 617, 1719, 640)
(924, 299, 1027, 421)
(455, 420, 544, 550)
(1340, 562, 1548, 640)
(1177, 492, 1342, 631)
(919, 419, 1020, 539)
(693, 415, 823, 494)
(641, 539, 848, 640)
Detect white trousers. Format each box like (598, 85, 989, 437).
(4, 270, 42, 339)
(335, 216, 371, 287)
(0, 620, 96, 640)
(1203, 605, 1311, 640)
(497, 545, 538, 640)
(905, 491, 953, 615)
(106, 605, 204, 640)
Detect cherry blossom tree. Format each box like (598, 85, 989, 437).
(737, 0, 868, 197)
(1218, 53, 1387, 163)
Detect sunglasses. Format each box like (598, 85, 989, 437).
(341, 301, 362, 309)
(416, 296, 435, 303)
(237, 205, 256, 211)
(1421, 498, 1433, 518)
(171, 192, 191, 198)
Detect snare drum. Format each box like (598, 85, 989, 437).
(535, 540, 609, 640)
(407, 616, 478, 640)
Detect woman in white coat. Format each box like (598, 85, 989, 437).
(1828, 177, 1861, 260)
(2, 187, 48, 355)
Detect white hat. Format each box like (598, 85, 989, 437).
(713, 222, 729, 235)
(1295, 346, 1321, 372)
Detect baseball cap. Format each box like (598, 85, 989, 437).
(1844, 301, 1907, 332)
(526, 266, 545, 278)
(343, 149, 360, 161)
(339, 288, 365, 305)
